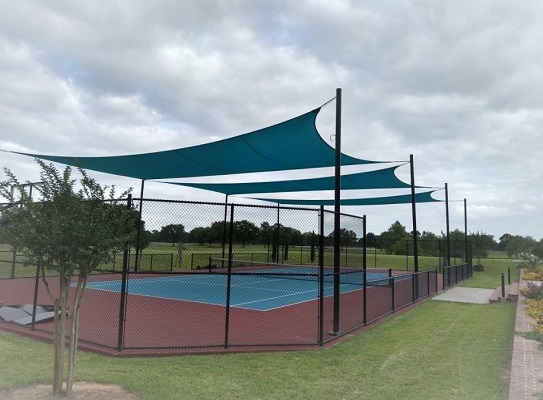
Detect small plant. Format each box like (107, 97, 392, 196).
(523, 270, 543, 281)
(521, 282, 543, 300)
(518, 330, 543, 346)
(516, 252, 542, 273)
(473, 264, 485, 271)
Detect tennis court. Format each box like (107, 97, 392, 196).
(85, 267, 394, 311)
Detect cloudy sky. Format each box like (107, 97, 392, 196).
(1, 0, 542, 241)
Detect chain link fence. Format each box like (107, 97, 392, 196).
(0, 198, 470, 353)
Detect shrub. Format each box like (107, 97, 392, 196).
(473, 264, 485, 271)
(521, 282, 543, 300)
(516, 252, 542, 273)
(523, 270, 543, 281)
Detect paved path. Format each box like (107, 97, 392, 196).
(433, 286, 495, 304)
(509, 280, 543, 400)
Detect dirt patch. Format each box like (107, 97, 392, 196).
(0, 382, 139, 399)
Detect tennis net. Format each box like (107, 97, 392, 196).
(206, 257, 393, 286)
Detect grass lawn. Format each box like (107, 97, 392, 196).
(0, 299, 515, 399)
(0, 249, 517, 399)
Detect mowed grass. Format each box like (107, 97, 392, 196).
(0, 248, 517, 398)
(0, 299, 515, 399)
(462, 254, 519, 289)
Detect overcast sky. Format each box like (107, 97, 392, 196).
(1, 1, 542, 241)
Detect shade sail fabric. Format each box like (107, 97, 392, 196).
(165, 165, 413, 195)
(252, 190, 440, 206)
(15, 108, 379, 180)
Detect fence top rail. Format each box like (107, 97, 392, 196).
(133, 197, 323, 213)
(443, 263, 468, 270)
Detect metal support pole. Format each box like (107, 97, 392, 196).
(332, 88, 342, 335)
(409, 155, 419, 300)
(410, 155, 419, 274)
(464, 198, 469, 268)
(224, 204, 235, 348)
(445, 183, 451, 266)
(363, 215, 367, 325)
(501, 272, 506, 300)
(318, 206, 325, 346)
(117, 194, 132, 351)
(221, 194, 229, 267)
(134, 180, 145, 272)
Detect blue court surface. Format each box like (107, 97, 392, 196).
(86, 269, 392, 311)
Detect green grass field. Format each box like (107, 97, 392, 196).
(0, 301, 515, 399)
(0, 241, 464, 278)
(0, 254, 517, 399)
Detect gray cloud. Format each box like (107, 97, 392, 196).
(1, 0, 542, 240)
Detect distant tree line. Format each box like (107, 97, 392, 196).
(137, 219, 543, 264)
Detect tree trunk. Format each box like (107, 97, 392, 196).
(53, 265, 69, 395)
(66, 269, 87, 394)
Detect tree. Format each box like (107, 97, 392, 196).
(505, 235, 535, 258)
(532, 239, 543, 259)
(469, 231, 494, 266)
(0, 161, 135, 396)
(159, 223, 185, 246)
(233, 220, 259, 247)
(189, 226, 210, 246)
(439, 229, 467, 261)
(419, 231, 439, 257)
(380, 221, 410, 255)
(497, 233, 513, 251)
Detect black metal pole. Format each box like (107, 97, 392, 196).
(117, 194, 132, 351)
(445, 183, 451, 266)
(134, 180, 145, 272)
(221, 194, 229, 267)
(332, 88, 342, 335)
(464, 198, 470, 270)
(501, 272, 505, 299)
(224, 204, 235, 348)
(318, 205, 325, 346)
(409, 155, 419, 274)
(363, 215, 367, 325)
(275, 204, 280, 263)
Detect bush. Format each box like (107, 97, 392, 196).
(523, 270, 543, 281)
(521, 282, 543, 300)
(516, 252, 542, 272)
(473, 264, 485, 271)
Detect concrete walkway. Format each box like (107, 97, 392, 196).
(433, 286, 495, 304)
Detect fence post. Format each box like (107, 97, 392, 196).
(501, 272, 506, 300)
(117, 194, 132, 351)
(224, 204, 235, 349)
(391, 277, 396, 312)
(507, 267, 511, 285)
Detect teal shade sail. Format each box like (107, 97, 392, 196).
(15, 108, 379, 180)
(252, 190, 440, 206)
(166, 165, 414, 195)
